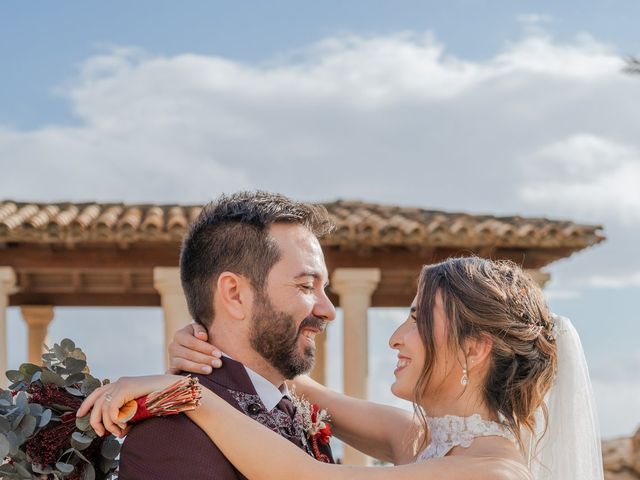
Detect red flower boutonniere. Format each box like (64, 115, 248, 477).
(291, 393, 332, 462)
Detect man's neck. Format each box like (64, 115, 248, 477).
(209, 325, 285, 387)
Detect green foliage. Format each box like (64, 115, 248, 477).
(0, 339, 120, 479)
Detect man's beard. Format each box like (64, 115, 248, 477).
(249, 292, 326, 379)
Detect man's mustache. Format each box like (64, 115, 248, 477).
(298, 316, 327, 334)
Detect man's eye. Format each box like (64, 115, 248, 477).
(300, 285, 315, 292)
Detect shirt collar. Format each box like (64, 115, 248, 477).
(221, 353, 288, 411)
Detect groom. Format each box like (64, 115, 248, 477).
(119, 191, 337, 479)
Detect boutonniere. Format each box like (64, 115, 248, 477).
(290, 392, 332, 462)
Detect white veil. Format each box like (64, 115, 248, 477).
(527, 314, 604, 480)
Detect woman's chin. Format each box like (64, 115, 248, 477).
(390, 382, 412, 402)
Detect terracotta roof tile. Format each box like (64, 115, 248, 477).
(0, 200, 605, 252)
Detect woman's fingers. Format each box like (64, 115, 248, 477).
(169, 344, 220, 374)
(77, 384, 106, 417)
(89, 390, 108, 436)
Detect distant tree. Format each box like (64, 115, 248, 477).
(624, 57, 640, 74)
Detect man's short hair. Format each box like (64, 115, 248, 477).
(179, 191, 334, 329)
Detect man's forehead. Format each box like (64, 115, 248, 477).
(268, 223, 328, 274)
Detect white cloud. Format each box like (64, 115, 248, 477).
(585, 271, 640, 288)
(520, 134, 640, 225)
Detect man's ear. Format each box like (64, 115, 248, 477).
(464, 333, 493, 372)
(215, 272, 254, 320)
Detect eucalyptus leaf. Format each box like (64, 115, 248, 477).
(68, 348, 87, 362)
(18, 415, 36, 437)
(60, 338, 76, 351)
(53, 344, 66, 361)
(39, 408, 52, 428)
(100, 437, 120, 460)
(31, 371, 42, 383)
(65, 386, 83, 397)
(5, 370, 23, 383)
(55, 461, 75, 474)
(41, 369, 66, 387)
(32, 463, 54, 474)
(28, 403, 43, 416)
(65, 357, 87, 375)
(81, 377, 101, 396)
(0, 415, 10, 432)
(18, 363, 41, 378)
(75, 414, 92, 432)
(65, 372, 86, 386)
(0, 433, 10, 459)
(7, 430, 19, 453)
(11, 412, 25, 430)
(82, 462, 96, 480)
(13, 461, 31, 479)
(99, 456, 115, 474)
(71, 431, 93, 451)
(15, 392, 27, 410)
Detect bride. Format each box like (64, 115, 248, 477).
(79, 257, 603, 479)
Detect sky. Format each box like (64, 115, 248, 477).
(2, 1, 640, 439)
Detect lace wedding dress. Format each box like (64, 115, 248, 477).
(415, 414, 514, 461)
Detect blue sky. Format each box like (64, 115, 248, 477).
(2, 1, 640, 439)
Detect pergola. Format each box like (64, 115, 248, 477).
(0, 199, 604, 463)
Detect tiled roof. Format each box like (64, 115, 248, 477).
(0, 200, 604, 250)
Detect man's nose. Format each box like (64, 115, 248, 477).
(313, 289, 336, 322)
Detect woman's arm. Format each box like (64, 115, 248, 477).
(292, 375, 421, 464)
(81, 378, 529, 480)
(169, 324, 420, 464)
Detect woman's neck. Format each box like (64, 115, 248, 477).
(420, 395, 497, 421)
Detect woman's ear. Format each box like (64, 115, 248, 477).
(464, 333, 493, 372)
(215, 272, 254, 321)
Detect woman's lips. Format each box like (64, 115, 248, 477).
(394, 356, 411, 375)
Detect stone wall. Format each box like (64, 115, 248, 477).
(603, 428, 640, 479)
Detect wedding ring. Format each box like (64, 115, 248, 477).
(104, 393, 113, 402)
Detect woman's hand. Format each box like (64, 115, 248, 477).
(167, 323, 222, 375)
(76, 375, 180, 438)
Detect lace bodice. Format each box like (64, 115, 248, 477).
(416, 414, 515, 462)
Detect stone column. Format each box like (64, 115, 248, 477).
(525, 269, 551, 288)
(154, 267, 192, 369)
(310, 331, 326, 384)
(331, 268, 381, 465)
(21, 306, 54, 365)
(0, 267, 17, 388)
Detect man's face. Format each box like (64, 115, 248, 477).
(249, 223, 336, 379)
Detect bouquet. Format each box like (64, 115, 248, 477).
(0, 339, 201, 480)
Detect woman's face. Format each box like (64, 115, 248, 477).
(388, 291, 456, 404)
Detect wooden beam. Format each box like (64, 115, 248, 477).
(9, 292, 160, 307)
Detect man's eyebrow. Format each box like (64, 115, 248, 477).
(294, 271, 330, 288)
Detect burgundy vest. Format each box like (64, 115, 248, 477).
(118, 357, 334, 479)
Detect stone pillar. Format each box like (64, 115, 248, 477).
(310, 331, 326, 384)
(154, 267, 192, 369)
(331, 268, 381, 465)
(0, 267, 17, 388)
(21, 306, 54, 365)
(525, 269, 551, 288)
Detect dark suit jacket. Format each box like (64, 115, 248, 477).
(118, 357, 333, 479)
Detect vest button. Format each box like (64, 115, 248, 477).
(248, 403, 261, 415)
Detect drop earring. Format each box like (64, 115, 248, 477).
(460, 365, 469, 386)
